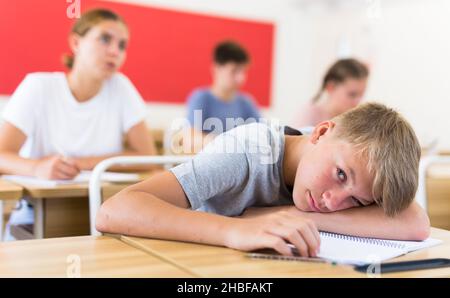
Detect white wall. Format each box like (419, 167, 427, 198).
(2, 0, 450, 149)
(310, 0, 450, 149)
(363, 0, 450, 150)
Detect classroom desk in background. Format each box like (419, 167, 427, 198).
(0, 180, 24, 240)
(0, 235, 193, 277)
(2, 126, 164, 240)
(0, 180, 24, 200)
(120, 228, 450, 278)
(425, 164, 450, 230)
(7, 171, 160, 240)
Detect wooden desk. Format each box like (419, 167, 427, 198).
(379, 228, 450, 277)
(426, 164, 450, 230)
(10, 172, 158, 240)
(11, 182, 135, 239)
(0, 235, 193, 277)
(120, 228, 450, 278)
(0, 179, 24, 200)
(0, 180, 23, 240)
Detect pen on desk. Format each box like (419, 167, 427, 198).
(287, 243, 322, 259)
(247, 243, 335, 264)
(354, 258, 450, 273)
(246, 252, 332, 264)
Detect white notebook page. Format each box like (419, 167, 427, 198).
(287, 231, 442, 265)
(316, 231, 442, 265)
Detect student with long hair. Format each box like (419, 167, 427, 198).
(293, 58, 369, 128)
(0, 9, 157, 240)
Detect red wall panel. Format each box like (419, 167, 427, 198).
(0, 0, 274, 106)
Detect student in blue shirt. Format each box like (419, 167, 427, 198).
(182, 41, 261, 153)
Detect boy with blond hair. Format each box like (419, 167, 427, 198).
(96, 103, 429, 257)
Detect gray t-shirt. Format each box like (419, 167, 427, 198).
(170, 122, 302, 216)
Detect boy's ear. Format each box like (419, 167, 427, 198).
(309, 121, 336, 144)
(325, 81, 336, 93)
(68, 33, 80, 54)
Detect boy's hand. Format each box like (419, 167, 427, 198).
(225, 211, 321, 257)
(33, 155, 80, 180)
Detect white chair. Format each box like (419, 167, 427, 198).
(416, 155, 450, 211)
(88, 155, 193, 236)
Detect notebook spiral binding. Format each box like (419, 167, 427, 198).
(320, 231, 406, 249)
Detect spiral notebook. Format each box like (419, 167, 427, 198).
(251, 231, 442, 265)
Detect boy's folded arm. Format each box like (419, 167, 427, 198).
(95, 170, 236, 246)
(95, 170, 321, 256)
(241, 201, 430, 241)
(239, 205, 294, 219)
(304, 202, 430, 240)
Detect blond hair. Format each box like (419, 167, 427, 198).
(333, 103, 421, 217)
(62, 9, 127, 69)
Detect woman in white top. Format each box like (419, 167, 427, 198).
(0, 9, 157, 240)
(292, 58, 369, 128)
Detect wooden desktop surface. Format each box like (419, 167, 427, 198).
(120, 228, 450, 278)
(0, 180, 23, 200)
(0, 235, 193, 277)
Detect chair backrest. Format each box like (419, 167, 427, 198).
(88, 155, 193, 236)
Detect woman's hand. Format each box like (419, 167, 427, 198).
(32, 155, 80, 180)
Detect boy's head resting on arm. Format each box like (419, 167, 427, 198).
(292, 102, 421, 217)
